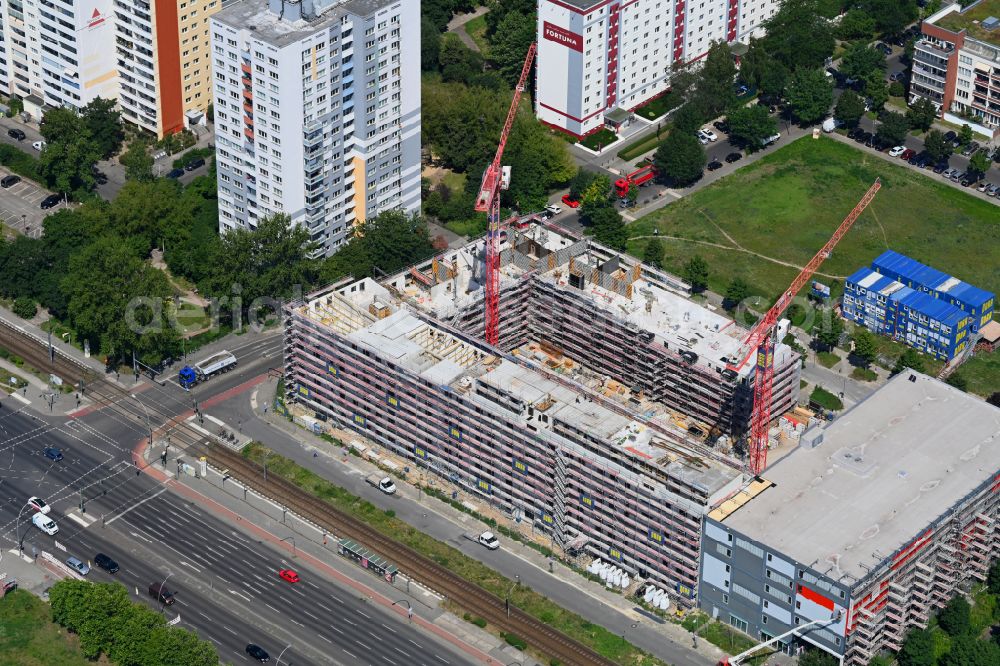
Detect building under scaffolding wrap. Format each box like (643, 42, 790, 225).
(283, 221, 801, 601)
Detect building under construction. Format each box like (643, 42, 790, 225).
(698, 372, 1000, 663)
(284, 222, 801, 599)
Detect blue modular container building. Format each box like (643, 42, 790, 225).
(870, 250, 994, 332)
(843, 267, 972, 360)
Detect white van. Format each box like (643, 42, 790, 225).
(32, 512, 58, 535)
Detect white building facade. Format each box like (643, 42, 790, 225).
(210, 0, 420, 257)
(535, 0, 780, 138)
(0, 0, 118, 111)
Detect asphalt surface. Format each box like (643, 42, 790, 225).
(0, 344, 470, 665)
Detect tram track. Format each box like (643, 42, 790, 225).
(0, 320, 617, 666)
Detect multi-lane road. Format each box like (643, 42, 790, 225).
(0, 332, 471, 665)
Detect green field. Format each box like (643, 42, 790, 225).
(0, 591, 94, 666)
(463, 14, 489, 53)
(627, 136, 1000, 302)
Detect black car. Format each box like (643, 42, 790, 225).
(166, 168, 184, 179)
(712, 120, 729, 133)
(854, 131, 870, 144)
(43, 447, 64, 462)
(1, 174, 20, 188)
(246, 644, 270, 662)
(707, 159, 723, 171)
(184, 158, 206, 172)
(846, 127, 862, 140)
(94, 553, 119, 573)
(40, 193, 62, 209)
(92, 169, 108, 185)
(932, 161, 948, 174)
(7, 128, 25, 141)
(943, 130, 957, 143)
(725, 152, 742, 163)
(875, 42, 892, 55)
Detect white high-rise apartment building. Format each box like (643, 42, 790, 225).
(209, 0, 420, 257)
(0, 0, 118, 111)
(536, 0, 781, 137)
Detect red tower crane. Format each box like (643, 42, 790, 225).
(728, 179, 881, 475)
(475, 42, 537, 346)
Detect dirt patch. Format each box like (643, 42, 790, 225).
(422, 165, 450, 185)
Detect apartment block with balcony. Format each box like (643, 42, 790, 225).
(914, 1, 1000, 130)
(210, 0, 419, 256)
(698, 372, 1000, 664)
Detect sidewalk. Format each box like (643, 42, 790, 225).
(250, 377, 729, 666)
(140, 432, 542, 666)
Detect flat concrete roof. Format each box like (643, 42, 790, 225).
(934, 0, 1000, 47)
(721, 371, 1000, 584)
(214, 0, 393, 46)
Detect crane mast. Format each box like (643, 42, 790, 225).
(729, 180, 881, 475)
(475, 42, 537, 346)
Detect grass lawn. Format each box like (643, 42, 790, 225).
(0, 590, 96, 666)
(949, 350, 1000, 397)
(810, 386, 845, 411)
(241, 443, 665, 666)
(580, 128, 619, 152)
(634, 92, 680, 121)
(851, 366, 878, 382)
(618, 132, 664, 162)
(441, 170, 466, 194)
(463, 14, 489, 53)
(816, 351, 841, 368)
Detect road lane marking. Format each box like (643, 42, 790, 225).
(222, 625, 237, 635)
(343, 649, 356, 660)
(303, 610, 318, 620)
(228, 589, 252, 602)
(381, 623, 396, 634)
(330, 625, 344, 635)
(178, 560, 200, 573)
(394, 647, 409, 657)
(265, 603, 279, 613)
(319, 635, 333, 643)
(106, 487, 167, 525)
(357, 610, 371, 619)
(434, 656, 450, 664)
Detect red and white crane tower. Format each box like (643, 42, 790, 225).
(728, 179, 881, 475)
(475, 42, 537, 346)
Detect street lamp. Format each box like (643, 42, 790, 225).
(157, 572, 173, 614)
(280, 535, 296, 557)
(505, 575, 520, 618)
(131, 393, 154, 458)
(15, 501, 33, 553)
(275, 645, 293, 665)
(392, 599, 413, 622)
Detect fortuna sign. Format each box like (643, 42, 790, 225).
(87, 8, 105, 29)
(543, 21, 583, 52)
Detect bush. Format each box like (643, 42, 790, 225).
(12, 296, 37, 319)
(889, 81, 906, 97)
(0, 143, 43, 182)
(503, 632, 528, 650)
(473, 616, 487, 628)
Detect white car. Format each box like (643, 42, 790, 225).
(478, 532, 500, 550)
(32, 512, 58, 535)
(696, 131, 710, 145)
(28, 496, 50, 514)
(544, 204, 562, 215)
(888, 146, 906, 157)
(31, 140, 46, 151)
(700, 128, 718, 142)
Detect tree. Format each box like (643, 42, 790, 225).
(860, 0, 918, 38)
(584, 206, 627, 250)
(892, 347, 926, 375)
(799, 649, 839, 666)
(684, 255, 709, 293)
(671, 103, 705, 134)
(969, 150, 991, 177)
(924, 129, 953, 162)
(106, 179, 193, 256)
(988, 392, 1000, 408)
(81, 97, 124, 159)
(320, 210, 434, 284)
(568, 169, 599, 201)
(12, 296, 36, 319)
(939, 635, 1000, 666)
(959, 123, 974, 147)
(876, 110, 910, 146)
(39, 106, 83, 146)
(938, 595, 972, 636)
(988, 558, 1000, 594)
(642, 237, 664, 268)
(945, 373, 968, 391)
(579, 174, 613, 209)
(851, 328, 878, 367)
(864, 71, 890, 113)
(653, 132, 705, 186)
(815, 310, 845, 350)
(439, 34, 484, 85)
(898, 627, 936, 666)
(63, 236, 179, 365)
(120, 138, 155, 182)
(726, 105, 778, 151)
(907, 97, 937, 131)
(421, 16, 441, 71)
(723, 277, 750, 310)
(626, 183, 639, 206)
(834, 90, 866, 128)
(759, 0, 836, 71)
(840, 44, 886, 83)
(786, 68, 834, 125)
(837, 9, 878, 40)
(696, 40, 738, 117)
(740, 40, 787, 98)
(488, 11, 535, 87)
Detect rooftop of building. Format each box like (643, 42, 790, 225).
(847, 267, 971, 328)
(719, 371, 1000, 586)
(545, 0, 608, 11)
(871, 250, 994, 308)
(931, 0, 1000, 47)
(214, 0, 391, 46)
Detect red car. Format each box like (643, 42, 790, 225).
(561, 194, 580, 208)
(278, 569, 299, 583)
(900, 148, 916, 161)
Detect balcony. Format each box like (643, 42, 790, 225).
(242, 88, 253, 102)
(244, 127, 254, 142)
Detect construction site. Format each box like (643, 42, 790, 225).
(699, 371, 1000, 664)
(283, 221, 802, 601)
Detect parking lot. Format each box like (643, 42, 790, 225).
(0, 169, 63, 238)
